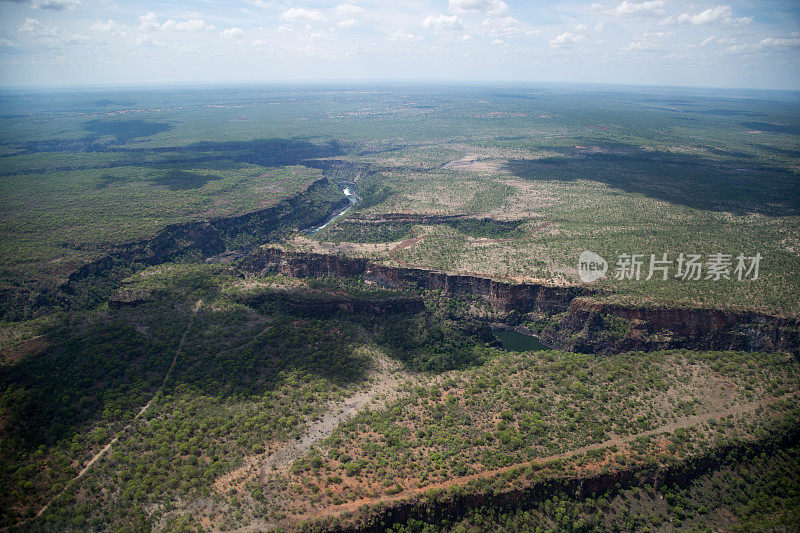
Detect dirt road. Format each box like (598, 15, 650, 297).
(212, 349, 410, 496)
(298, 390, 798, 522)
(30, 300, 202, 520)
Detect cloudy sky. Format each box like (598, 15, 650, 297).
(0, 0, 798, 89)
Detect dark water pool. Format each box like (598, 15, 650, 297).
(493, 329, 549, 352)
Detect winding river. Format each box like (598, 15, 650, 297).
(308, 186, 359, 235)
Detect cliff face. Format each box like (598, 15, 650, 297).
(49, 178, 349, 314)
(240, 247, 370, 279)
(65, 221, 226, 287)
(548, 299, 800, 355)
(239, 247, 588, 314)
(240, 247, 800, 354)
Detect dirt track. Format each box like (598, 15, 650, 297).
(296, 390, 798, 522)
(30, 300, 202, 521)
(211, 349, 411, 495)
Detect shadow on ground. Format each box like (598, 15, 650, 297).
(83, 119, 174, 144)
(505, 142, 800, 216)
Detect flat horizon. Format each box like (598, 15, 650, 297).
(1, 79, 799, 94)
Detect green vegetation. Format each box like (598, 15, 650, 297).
(0, 263, 498, 528)
(1, 264, 361, 527)
(1, 85, 799, 531)
(376, 313, 490, 372)
(391, 441, 800, 532)
(270, 348, 798, 522)
(318, 220, 414, 243)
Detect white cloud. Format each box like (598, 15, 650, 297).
(335, 4, 362, 16)
(625, 40, 659, 50)
(678, 5, 729, 24)
(18, 16, 88, 44)
(613, 1, 664, 16)
(675, 5, 752, 25)
(386, 29, 422, 42)
(422, 14, 463, 31)
(727, 34, 800, 53)
(162, 18, 215, 32)
(449, 0, 508, 16)
(19, 18, 58, 36)
(3, 0, 797, 89)
(139, 12, 161, 31)
(136, 33, 163, 47)
(624, 31, 671, 51)
(280, 8, 326, 23)
(482, 16, 538, 38)
(757, 35, 800, 49)
(139, 13, 215, 32)
(549, 31, 586, 46)
(91, 19, 122, 33)
(220, 27, 244, 39)
(91, 19, 125, 37)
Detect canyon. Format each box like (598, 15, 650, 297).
(32, 168, 797, 359)
(239, 246, 800, 355)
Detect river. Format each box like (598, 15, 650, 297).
(493, 328, 550, 352)
(307, 186, 359, 235)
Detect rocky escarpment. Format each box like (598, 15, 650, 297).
(238, 247, 588, 314)
(544, 299, 800, 355)
(239, 247, 800, 354)
(51, 177, 349, 314)
(302, 158, 373, 186)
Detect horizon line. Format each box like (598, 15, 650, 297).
(1, 78, 798, 94)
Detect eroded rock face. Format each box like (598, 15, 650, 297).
(46, 178, 349, 315)
(547, 299, 800, 355)
(240, 247, 369, 278)
(240, 247, 800, 354)
(65, 221, 226, 289)
(239, 247, 587, 314)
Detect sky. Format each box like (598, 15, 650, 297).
(0, 0, 798, 89)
